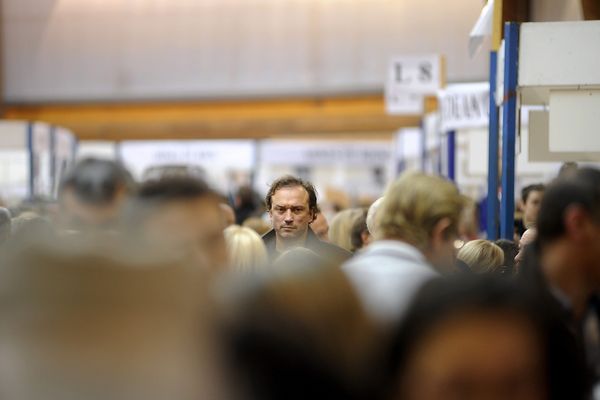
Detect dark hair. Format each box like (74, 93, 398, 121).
(350, 210, 368, 252)
(125, 176, 219, 226)
(537, 168, 600, 248)
(385, 275, 586, 400)
(521, 183, 545, 204)
(237, 186, 258, 207)
(265, 176, 318, 216)
(136, 176, 216, 203)
(494, 239, 518, 270)
(60, 158, 135, 205)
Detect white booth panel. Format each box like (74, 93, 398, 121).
(549, 89, 600, 152)
(529, 110, 600, 162)
(519, 21, 600, 87)
(466, 129, 488, 176)
(0, 121, 27, 148)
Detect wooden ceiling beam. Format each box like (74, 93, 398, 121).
(2, 95, 437, 140)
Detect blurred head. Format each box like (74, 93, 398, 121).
(329, 208, 364, 252)
(0, 243, 225, 400)
(458, 195, 479, 241)
(350, 210, 371, 252)
(266, 176, 318, 245)
(515, 228, 537, 269)
(494, 239, 519, 272)
(235, 185, 259, 209)
(366, 197, 384, 238)
(558, 162, 578, 178)
(242, 217, 271, 236)
(310, 209, 330, 242)
(521, 184, 545, 227)
(58, 158, 135, 231)
(220, 203, 236, 227)
(457, 239, 504, 274)
(224, 225, 268, 271)
(536, 168, 600, 287)
(272, 247, 325, 270)
(377, 172, 463, 273)
(126, 176, 227, 270)
(388, 277, 550, 400)
(0, 208, 11, 246)
(218, 261, 378, 400)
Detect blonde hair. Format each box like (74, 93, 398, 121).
(376, 172, 463, 250)
(457, 239, 504, 274)
(224, 225, 268, 271)
(366, 197, 384, 237)
(242, 217, 271, 236)
(329, 208, 364, 252)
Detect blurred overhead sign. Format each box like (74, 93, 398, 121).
(385, 55, 444, 115)
(438, 82, 489, 131)
(260, 141, 391, 166)
(118, 140, 256, 179)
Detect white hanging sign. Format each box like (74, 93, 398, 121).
(438, 82, 489, 131)
(385, 89, 424, 115)
(385, 54, 443, 115)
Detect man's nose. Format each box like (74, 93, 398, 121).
(284, 210, 294, 221)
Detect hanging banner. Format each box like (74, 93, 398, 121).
(438, 82, 489, 131)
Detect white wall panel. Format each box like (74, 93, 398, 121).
(2, 0, 488, 101)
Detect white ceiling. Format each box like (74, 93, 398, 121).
(2, 0, 489, 102)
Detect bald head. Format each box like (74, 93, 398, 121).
(515, 228, 537, 268)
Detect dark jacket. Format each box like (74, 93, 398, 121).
(262, 228, 352, 265)
(519, 245, 592, 400)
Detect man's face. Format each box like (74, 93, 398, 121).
(523, 190, 544, 226)
(425, 219, 459, 274)
(142, 198, 228, 270)
(269, 186, 314, 242)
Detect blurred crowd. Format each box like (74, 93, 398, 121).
(0, 158, 598, 400)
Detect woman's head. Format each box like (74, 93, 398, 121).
(387, 276, 550, 400)
(457, 239, 504, 274)
(329, 208, 365, 252)
(224, 225, 268, 271)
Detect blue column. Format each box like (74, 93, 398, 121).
(486, 51, 500, 240)
(500, 22, 520, 240)
(447, 130, 456, 182)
